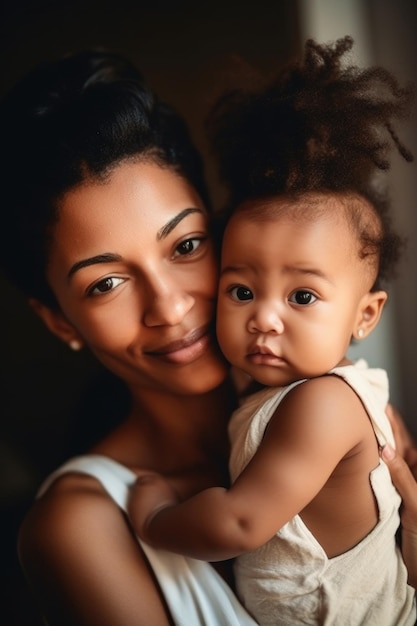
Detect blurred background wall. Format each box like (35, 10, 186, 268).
(1, 1, 415, 623)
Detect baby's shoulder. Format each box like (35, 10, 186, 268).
(288, 373, 359, 404)
(276, 374, 367, 429)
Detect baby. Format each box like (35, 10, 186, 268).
(127, 37, 416, 625)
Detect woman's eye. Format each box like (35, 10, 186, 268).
(88, 276, 124, 296)
(229, 286, 254, 302)
(289, 290, 317, 305)
(174, 237, 203, 257)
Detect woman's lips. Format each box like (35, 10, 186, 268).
(146, 326, 212, 365)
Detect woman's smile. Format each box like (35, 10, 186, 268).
(144, 324, 214, 365)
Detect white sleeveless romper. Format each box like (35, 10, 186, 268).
(228, 360, 416, 625)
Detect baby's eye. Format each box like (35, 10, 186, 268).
(88, 276, 125, 296)
(173, 237, 204, 257)
(229, 286, 254, 302)
(289, 290, 317, 305)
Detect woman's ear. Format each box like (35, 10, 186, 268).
(353, 290, 388, 341)
(29, 298, 84, 351)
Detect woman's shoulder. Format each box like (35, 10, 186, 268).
(18, 452, 139, 560)
(17, 467, 172, 625)
(18, 469, 123, 567)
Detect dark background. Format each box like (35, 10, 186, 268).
(0, 1, 415, 624)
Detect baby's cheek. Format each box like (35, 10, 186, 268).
(219, 332, 241, 368)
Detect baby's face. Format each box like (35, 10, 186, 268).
(216, 195, 382, 387)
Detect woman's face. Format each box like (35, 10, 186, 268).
(45, 160, 228, 395)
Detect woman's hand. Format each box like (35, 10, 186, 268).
(383, 405, 417, 589)
(386, 403, 417, 474)
(381, 443, 417, 589)
(128, 471, 180, 544)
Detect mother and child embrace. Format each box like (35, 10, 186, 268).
(1, 35, 417, 625)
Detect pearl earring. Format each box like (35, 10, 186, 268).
(69, 339, 83, 351)
(357, 329, 364, 339)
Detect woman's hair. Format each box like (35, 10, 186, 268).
(0, 50, 209, 306)
(208, 36, 414, 288)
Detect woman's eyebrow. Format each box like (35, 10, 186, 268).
(157, 208, 203, 241)
(67, 208, 203, 280)
(67, 253, 123, 281)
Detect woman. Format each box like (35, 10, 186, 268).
(1, 49, 416, 625)
(0, 48, 259, 626)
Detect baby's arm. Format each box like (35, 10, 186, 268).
(129, 376, 370, 561)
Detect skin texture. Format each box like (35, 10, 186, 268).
(128, 193, 398, 564)
(18, 160, 235, 626)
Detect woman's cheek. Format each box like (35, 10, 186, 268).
(74, 297, 141, 349)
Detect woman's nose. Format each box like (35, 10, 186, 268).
(142, 274, 194, 327)
(247, 303, 284, 335)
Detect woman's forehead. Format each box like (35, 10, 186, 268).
(58, 160, 203, 222)
(50, 161, 207, 262)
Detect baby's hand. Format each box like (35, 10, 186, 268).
(128, 471, 180, 543)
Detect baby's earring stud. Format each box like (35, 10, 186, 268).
(357, 328, 364, 339)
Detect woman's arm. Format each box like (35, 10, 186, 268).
(382, 444, 417, 589)
(18, 474, 173, 626)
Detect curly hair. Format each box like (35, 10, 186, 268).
(207, 36, 414, 287)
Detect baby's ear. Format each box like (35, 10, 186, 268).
(29, 298, 84, 351)
(353, 290, 388, 341)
